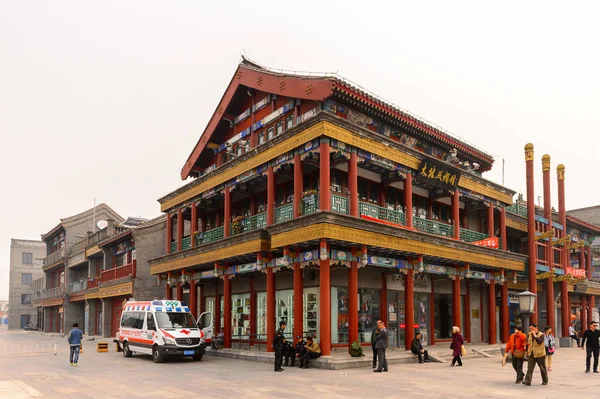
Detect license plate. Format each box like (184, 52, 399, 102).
(184, 350, 194, 355)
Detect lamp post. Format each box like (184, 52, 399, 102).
(517, 290, 537, 332)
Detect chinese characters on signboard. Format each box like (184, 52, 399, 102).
(472, 237, 499, 249)
(417, 158, 462, 190)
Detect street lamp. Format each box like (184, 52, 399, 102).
(517, 290, 537, 331)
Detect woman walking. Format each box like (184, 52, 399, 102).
(451, 326, 464, 366)
(544, 326, 556, 371)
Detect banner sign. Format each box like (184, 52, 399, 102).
(417, 158, 461, 190)
(472, 237, 499, 249)
(566, 267, 586, 278)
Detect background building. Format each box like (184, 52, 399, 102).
(8, 239, 46, 329)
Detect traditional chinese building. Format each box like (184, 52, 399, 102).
(149, 58, 534, 355)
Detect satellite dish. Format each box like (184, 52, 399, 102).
(96, 220, 108, 230)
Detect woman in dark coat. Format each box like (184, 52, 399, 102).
(451, 326, 464, 366)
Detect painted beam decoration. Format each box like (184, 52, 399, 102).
(417, 158, 461, 190)
(253, 100, 296, 131)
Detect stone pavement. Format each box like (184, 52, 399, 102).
(1, 330, 599, 398)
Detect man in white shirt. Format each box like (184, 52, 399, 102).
(570, 323, 581, 348)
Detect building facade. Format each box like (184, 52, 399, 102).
(8, 239, 46, 329)
(149, 59, 540, 356)
(32, 207, 166, 337)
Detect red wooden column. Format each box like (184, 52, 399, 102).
(487, 203, 495, 237)
(589, 296, 595, 325)
(488, 282, 497, 344)
(319, 247, 331, 356)
(176, 282, 183, 301)
(348, 258, 358, 349)
(293, 256, 303, 341)
(319, 140, 331, 211)
(452, 275, 461, 329)
(266, 267, 275, 353)
(249, 275, 256, 347)
(581, 296, 588, 336)
(542, 154, 555, 332)
(404, 269, 415, 350)
(587, 247, 592, 279)
(501, 282, 509, 343)
(293, 153, 303, 218)
(525, 144, 538, 324)
(580, 249, 585, 275)
(191, 203, 198, 248)
(223, 275, 232, 348)
(166, 213, 173, 254)
(267, 165, 275, 225)
(165, 273, 172, 300)
(189, 279, 197, 318)
(500, 207, 507, 251)
(176, 208, 183, 252)
(214, 280, 221, 334)
(558, 164, 569, 337)
(380, 272, 388, 325)
(348, 151, 358, 217)
(452, 190, 460, 240)
(404, 173, 413, 228)
(224, 188, 231, 238)
(465, 282, 471, 343)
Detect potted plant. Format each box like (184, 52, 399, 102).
(231, 216, 244, 235)
(301, 189, 318, 204)
(349, 341, 363, 358)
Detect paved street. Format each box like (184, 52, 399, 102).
(1, 330, 599, 398)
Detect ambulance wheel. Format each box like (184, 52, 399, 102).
(193, 353, 203, 361)
(123, 342, 133, 358)
(152, 345, 165, 363)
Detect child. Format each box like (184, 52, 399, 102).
(544, 326, 555, 371)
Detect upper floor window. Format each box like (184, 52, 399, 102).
(276, 121, 283, 136)
(22, 252, 33, 265)
(286, 115, 294, 130)
(358, 178, 379, 204)
(21, 273, 32, 285)
(258, 131, 266, 146)
(267, 127, 275, 141)
(21, 294, 32, 305)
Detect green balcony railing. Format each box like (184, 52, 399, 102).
(414, 217, 454, 237)
(506, 203, 527, 217)
(460, 228, 488, 243)
(170, 241, 176, 253)
(301, 194, 319, 216)
(275, 204, 293, 223)
(331, 194, 349, 214)
(359, 202, 405, 225)
(196, 226, 225, 245)
(232, 213, 267, 235)
(182, 236, 191, 250)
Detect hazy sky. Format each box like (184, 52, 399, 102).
(2, 1, 600, 300)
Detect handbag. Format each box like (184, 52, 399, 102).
(450, 342, 454, 350)
(513, 335, 525, 359)
(461, 344, 467, 357)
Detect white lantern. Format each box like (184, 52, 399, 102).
(517, 291, 536, 314)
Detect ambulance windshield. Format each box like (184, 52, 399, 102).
(155, 312, 197, 329)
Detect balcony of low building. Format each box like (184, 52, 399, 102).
(42, 248, 65, 272)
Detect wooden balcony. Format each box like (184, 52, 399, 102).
(100, 261, 136, 284)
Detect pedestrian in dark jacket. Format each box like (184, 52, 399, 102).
(411, 332, 429, 363)
(373, 320, 388, 372)
(67, 323, 83, 366)
(273, 321, 286, 372)
(294, 336, 306, 367)
(300, 337, 321, 369)
(450, 326, 464, 367)
(371, 325, 380, 368)
(581, 320, 600, 373)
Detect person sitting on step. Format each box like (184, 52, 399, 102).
(411, 332, 429, 363)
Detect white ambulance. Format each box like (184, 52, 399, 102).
(118, 299, 212, 363)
